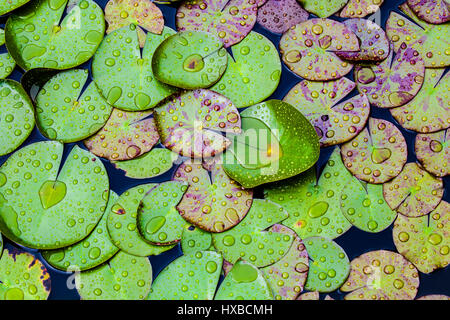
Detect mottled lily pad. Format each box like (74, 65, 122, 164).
(76, 251, 152, 300)
(256, 0, 309, 34)
(154, 89, 241, 159)
(298, 0, 348, 18)
(341, 250, 420, 300)
(92, 25, 177, 111)
(84, 108, 159, 161)
(417, 295, 450, 300)
(0, 0, 32, 15)
(297, 291, 319, 300)
(181, 225, 213, 255)
(176, 0, 258, 48)
(407, 0, 450, 24)
(0, 141, 109, 249)
(283, 77, 370, 147)
(264, 147, 353, 240)
(0, 29, 15, 79)
(148, 250, 222, 300)
(415, 130, 449, 177)
(393, 201, 449, 274)
(0, 248, 50, 300)
(0, 80, 35, 156)
(280, 18, 359, 81)
(383, 163, 444, 217)
(341, 118, 408, 184)
(5, 0, 105, 70)
(340, 0, 384, 18)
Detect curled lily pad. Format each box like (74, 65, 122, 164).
(92, 25, 177, 111)
(415, 129, 449, 177)
(386, 3, 450, 68)
(0, 141, 109, 249)
(383, 163, 444, 217)
(0, 248, 50, 300)
(154, 89, 241, 159)
(211, 31, 281, 109)
(340, 0, 384, 18)
(212, 199, 292, 268)
(181, 225, 213, 255)
(407, 0, 450, 24)
(297, 291, 319, 300)
(35, 69, 112, 143)
(341, 118, 408, 184)
(283, 77, 370, 147)
(42, 191, 120, 272)
(298, 0, 348, 18)
(76, 251, 152, 300)
(5, 0, 105, 70)
(0, 0, 32, 15)
(264, 147, 353, 240)
(148, 250, 222, 300)
(417, 295, 450, 300)
(0, 80, 35, 156)
(176, 0, 258, 48)
(341, 250, 419, 300)
(280, 18, 359, 81)
(84, 108, 159, 161)
(393, 201, 449, 274)
(256, 0, 309, 34)
(0, 29, 15, 79)
(173, 159, 252, 233)
(390, 69, 449, 133)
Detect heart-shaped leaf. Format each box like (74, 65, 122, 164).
(256, 0, 309, 34)
(0, 0, 32, 15)
(406, 0, 450, 24)
(38, 180, 67, 209)
(0, 29, 15, 79)
(298, 0, 348, 18)
(415, 129, 449, 177)
(181, 225, 213, 255)
(340, 0, 384, 18)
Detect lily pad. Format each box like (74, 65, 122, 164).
(264, 147, 353, 240)
(176, 0, 258, 48)
(152, 31, 228, 89)
(35, 69, 113, 143)
(341, 118, 408, 184)
(0, 141, 109, 249)
(148, 250, 222, 300)
(0, 29, 15, 79)
(280, 18, 359, 81)
(0, 0, 32, 15)
(340, 0, 384, 18)
(417, 295, 450, 300)
(354, 44, 425, 109)
(393, 201, 449, 274)
(256, 0, 309, 34)
(92, 25, 177, 111)
(283, 77, 370, 147)
(415, 129, 449, 177)
(407, 0, 450, 24)
(0, 79, 35, 156)
(0, 248, 51, 300)
(297, 291, 319, 300)
(298, 0, 348, 18)
(210, 31, 282, 109)
(212, 199, 293, 268)
(383, 162, 444, 217)
(42, 191, 120, 272)
(181, 225, 213, 255)
(76, 251, 152, 300)
(154, 89, 241, 159)
(390, 68, 450, 133)
(223, 99, 320, 188)
(5, 0, 105, 70)
(341, 250, 419, 300)
(84, 108, 159, 161)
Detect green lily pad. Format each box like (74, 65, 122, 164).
(0, 234, 2, 258)
(0, 29, 15, 79)
(264, 147, 353, 240)
(283, 77, 370, 147)
(407, 0, 450, 24)
(152, 31, 228, 89)
(341, 250, 420, 300)
(393, 201, 449, 274)
(106, 184, 175, 257)
(383, 162, 444, 217)
(341, 118, 408, 184)
(304, 236, 350, 293)
(256, 0, 309, 34)
(417, 295, 450, 300)
(415, 129, 449, 177)
(297, 291, 319, 300)
(173, 159, 253, 233)
(84, 108, 159, 161)
(210, 31, 282, 109)
(92, 25, 177, 111)
(42, 191, 120, 272)
(215, 260, 273, 300)
(298, 0, 348, 17)
(0, 0, 32, 15)
(340, 177, 397, 232)
(0, 79, 35, 156)
(148, 250, 222, 300)
(390, 68, 449, 133)
(5, 0, 105, 70)
(212, 199, 292, 268)
(76, 251, 152, 300)
(154, 89, 241, 159)
(0, 248, 51, 300)
(181, 225, 213, 255)
(0, 141, 109, 249)
(340, 0, 384, 18)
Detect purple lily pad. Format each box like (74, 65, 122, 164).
(256, 0, 309, 34)
(407, 0, 450, 24)
(297, 291, 319, 300)
(340, 0, 384, 18)
(417, 295, 450, 300)
(415, 129, 449, 177)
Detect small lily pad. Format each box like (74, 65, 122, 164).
(283, 77, 370, 147)
(5, 0, 105, 70)
(0, 248, 51, 300)
(280, 18, 359, 81)
(297, 291, 319, 300)
(0, 0, 32, 15)
(76, 251, 152, 300)
(341, 250, 420, 300)
(256, 0, 309, 34)
(340, 0, 384, 18)
(393, 201, 449, 274)
(0, 28, 15, 79)
(407, 0, 450, 24)
(298, 0, 348, 18)
(181, 225, 213, 255)
(415, 129, 449, 177)
(383, 162, 444, 217)
(0, 79, 35, 156)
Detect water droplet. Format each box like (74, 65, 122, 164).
(145, 216, 166, 234)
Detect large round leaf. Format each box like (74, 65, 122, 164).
(298, 0, 348, 18)
(0, 0, 32, 15)
(340, 0, 384, 18)
(256, 0, 309, 34)
(407, 0, 450, 24)
(415, 129, 449, 177)
(0, 28, 15, 79)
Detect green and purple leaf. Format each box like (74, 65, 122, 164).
(406, 0, 450, 24)
(256, 0, 309, 34)
(415, 129, 449, 177)
(340, 0, 384, 18)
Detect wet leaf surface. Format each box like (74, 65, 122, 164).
(0, 0, 32, 15)
(415, 129, 449, 177)
(180, 224, 213, 255)
(340, 0, 384, 18)
(0, 29, 15, 79)
(406, 0, 450, 24)
(298, 0, 348, 18)
(257, 0, 309, 34)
